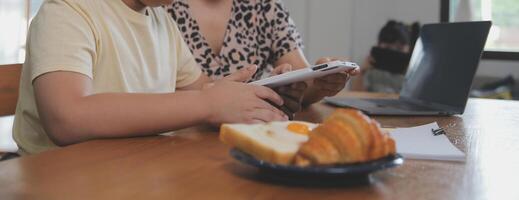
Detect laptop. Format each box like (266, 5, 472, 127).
(325, 21, 492, 116)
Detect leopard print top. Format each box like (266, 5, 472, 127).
(166, 0, 303, 81)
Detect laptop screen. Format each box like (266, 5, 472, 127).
(400, 21, 491, 111)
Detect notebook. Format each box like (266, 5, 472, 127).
(388, 122, 465, 162)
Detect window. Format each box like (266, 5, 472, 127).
(441, 0, 519, 60)
(0, 0, 44, 65)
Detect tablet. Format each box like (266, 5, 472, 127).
(251, 60, 359, 88)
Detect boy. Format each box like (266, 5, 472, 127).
(13, 0, 289, 155)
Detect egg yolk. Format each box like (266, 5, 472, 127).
(287, 123, 311, 135)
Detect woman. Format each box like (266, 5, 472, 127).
(165, 0, 355, 108)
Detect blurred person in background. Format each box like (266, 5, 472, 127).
(352, 20, 420, 93)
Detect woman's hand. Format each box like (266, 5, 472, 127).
(302, 57, 360, 106)
(202, 65, 289, 125)
(271, 64, 308, 119)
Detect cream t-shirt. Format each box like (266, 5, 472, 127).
(13, 0, 202, 154)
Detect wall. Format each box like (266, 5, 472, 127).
(478, 60, 519, 78)
(283, 0, 353, 63)
(350, 0, 440, 64)
(283, 0, 519, 79)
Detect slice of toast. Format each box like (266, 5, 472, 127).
(220, 122, 317, 165)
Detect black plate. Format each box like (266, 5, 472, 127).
(230, 149, 404, 185)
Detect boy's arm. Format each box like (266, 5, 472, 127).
(178, 74, 212, 90)
(34, 68, 287, 146)
(34, 72, 208, 146)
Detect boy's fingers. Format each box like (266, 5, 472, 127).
(247, 119, 265, 124)
(255, 100, 287, 118)
(223, 65, 257, 82)
(254, 86, 284, 106)
(252, 109, 288, 122)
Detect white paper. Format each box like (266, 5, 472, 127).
(389, 122, 465, 162)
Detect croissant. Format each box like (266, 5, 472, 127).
(295, 109, 396, 166)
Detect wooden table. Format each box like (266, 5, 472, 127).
(1, 92, 519, 200)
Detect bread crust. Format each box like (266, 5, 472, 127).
(297, 133, 340, 165)
(220, 125, 295, 165)
(368, 120, 386, 160)
(295, 109, 397, 165)
(327, 109, 374, 161)
(317, 120, 364, 163)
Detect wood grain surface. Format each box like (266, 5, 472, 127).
(0, 92, 518, 200)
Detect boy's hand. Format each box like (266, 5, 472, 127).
(202, 65, 288, 125)
(271, 64, 307, 119)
